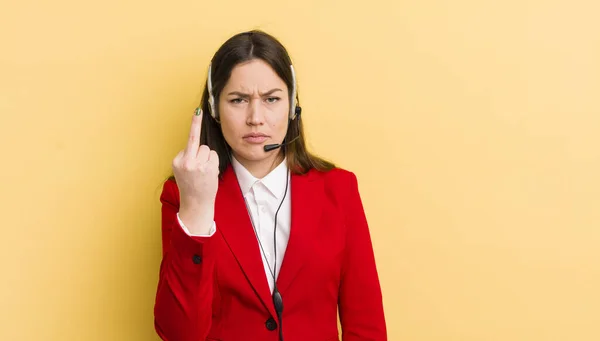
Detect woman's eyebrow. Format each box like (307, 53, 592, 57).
(227, 88, 283, 97)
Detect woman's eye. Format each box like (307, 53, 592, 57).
(266, 97, 280, 103)
(230, 98, 244, 104)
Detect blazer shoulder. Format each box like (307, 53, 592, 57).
(321, 166, 357, 182)
(312, 166, 360, 194)
(312, 167, 365, 221)
(160, 178, 180, 208)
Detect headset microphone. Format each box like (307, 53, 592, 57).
(263, 143, 283, 152)
(263, 135, 300, 152)
(263, 107, 302, 152)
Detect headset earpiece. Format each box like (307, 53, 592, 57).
(293, 105, 302, 120)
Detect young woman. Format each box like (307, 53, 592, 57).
(154, 30, 387, 341)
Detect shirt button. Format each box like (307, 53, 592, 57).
(192, 254, 202, 264)
(261, 206, 267, 213)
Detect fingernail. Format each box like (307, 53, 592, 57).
(194, 108, 202, 116)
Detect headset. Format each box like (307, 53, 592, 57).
(204, 60, 301, 341)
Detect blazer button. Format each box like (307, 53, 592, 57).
(192, 254, 202, 264)
(265, 317, 277, 331)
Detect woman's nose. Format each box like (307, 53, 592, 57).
(247, 98, 265, 125)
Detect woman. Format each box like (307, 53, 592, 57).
(154, 30, 386, 341)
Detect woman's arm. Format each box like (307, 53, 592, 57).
(153, 179, 216, 341)
(338, 172, 387, 340)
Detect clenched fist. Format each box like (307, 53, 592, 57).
(172, 109, 219, 234)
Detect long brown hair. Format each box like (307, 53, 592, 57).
(168, 30, 335, 182)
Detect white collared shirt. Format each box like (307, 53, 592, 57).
(177, 156, 291, 293)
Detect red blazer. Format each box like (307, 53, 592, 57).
(154, 164, 387, 341)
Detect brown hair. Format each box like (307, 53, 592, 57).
(168, 30, 335, 181)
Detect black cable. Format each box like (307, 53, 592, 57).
(271, 168, 289, 341)
(242, 167, 289, 341)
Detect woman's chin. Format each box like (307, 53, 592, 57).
(232, 145, 276, 162)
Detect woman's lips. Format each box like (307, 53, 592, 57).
(243, 134, 269, 144)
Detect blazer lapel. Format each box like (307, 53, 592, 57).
(215, 165, 277, 318)
(276, 169, 324, 294)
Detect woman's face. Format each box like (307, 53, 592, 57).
(218, 59, 290, 167)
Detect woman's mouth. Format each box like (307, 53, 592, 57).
(243, 133, 269, 144)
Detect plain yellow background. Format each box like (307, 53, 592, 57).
(1, 0, 599, 340)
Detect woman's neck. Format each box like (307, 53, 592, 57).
(233, 152, 285, 179)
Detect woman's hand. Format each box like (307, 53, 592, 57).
(171, 109, 220, 234)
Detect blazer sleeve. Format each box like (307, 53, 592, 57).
(153, 179, 216, 341)
(338, 172, 387, 340)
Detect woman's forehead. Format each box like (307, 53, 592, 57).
(224, 59, 287, 92)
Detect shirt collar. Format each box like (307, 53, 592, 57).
(231, 155, 289, 200)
